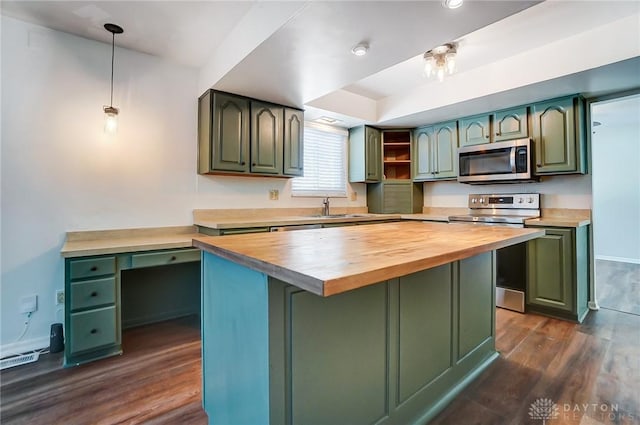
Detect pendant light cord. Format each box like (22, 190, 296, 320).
(110, 31, 115, 108)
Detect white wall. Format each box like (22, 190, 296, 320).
(0, 17, 365, 355)
(592, 96, 640, 263)
(423, 175, 593, 210)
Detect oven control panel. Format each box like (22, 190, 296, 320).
(468, 193, 539, 209)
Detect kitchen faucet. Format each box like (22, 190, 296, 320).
(322, 197, 330, 216)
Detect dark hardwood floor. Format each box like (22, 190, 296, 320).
(0, 316, 207, 425)
(596, 259, 640, 315)
(2, 309, 639, 425)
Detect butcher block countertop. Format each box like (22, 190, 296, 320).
(61, 226, 200, 258)
(193, 221, 545, 297)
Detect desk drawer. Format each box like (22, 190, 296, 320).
(70, 277, 116, 311)
(69, 257, 116, 280)
(69, 306, 117, 354)
(131, 248, 200, 268)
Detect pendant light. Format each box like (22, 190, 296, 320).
(103, 23, 123, 134)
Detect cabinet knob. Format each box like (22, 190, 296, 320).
(90, 292, 98, 297)
(252, 163, 256, 167)
(240, 161, 246, 166)
(496, 132, 501, 136)
(170, 256, 177, 261)
(90, 266, 98, 272)
(537, 163, 542, 167)
(485, 135, 490, 139)
(90, 329, 98, 334)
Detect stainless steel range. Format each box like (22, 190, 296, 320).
(449, 193, 540, 313)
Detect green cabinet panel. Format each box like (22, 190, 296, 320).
(367, 181, 423, 214)
(493, 106, 529, 142)
(459, 114, 491, 146)
(250, 101, 283, 175)
(283, 108, 304, 176)
(532, 96, 585, 174)
(413, 126, 433, 180)
(290, 284, 388, 425)
(70, 277, 116, 311)
(398, 265, 452, 403)
(69, 306, 117, 354)
(349, 126, 382, 182)
(433, 121, 458, 178)
(198, 90, 250, 174)
(458, 252, 494, 360)
(526, 226, 589, 322)
(412, 121, 457, 181)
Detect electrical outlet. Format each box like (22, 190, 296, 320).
(56, 290, 65, 305)
(269, 189, 279, 200)
(20, 295, 38, 314)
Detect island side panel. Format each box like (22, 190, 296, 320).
(201, 252, 270, 425)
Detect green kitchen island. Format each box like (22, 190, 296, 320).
(193, 221, 544, 425)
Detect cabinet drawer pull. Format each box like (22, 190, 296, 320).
(90, 329, 98, 334)
(90, 266, 98, 272)
(91, 292, 98, 297)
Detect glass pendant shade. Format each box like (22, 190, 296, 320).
(104, 106, 119, 134)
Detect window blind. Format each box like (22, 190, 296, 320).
(292, 122, 347, 197)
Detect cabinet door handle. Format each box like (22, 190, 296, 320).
(90, 292, 98, 297)
(90, 266, 98, 272)
(90, 329, 98, 334)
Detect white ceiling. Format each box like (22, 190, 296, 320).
(1, 0, 639, 128)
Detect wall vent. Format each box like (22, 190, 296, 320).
(0, 352, 40, 370)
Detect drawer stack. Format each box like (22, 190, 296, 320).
(65, 255, 121, 366)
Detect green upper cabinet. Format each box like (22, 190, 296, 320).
(526, 226, 589, 322)
(349, 126, 382, 183)
(283, 108, 304, 176)
(251, 101, 283, 175)
(458, 114, 491, 147)
(413, 126, 433, 181)
(493, 106, 529, 142)
(412, 121, 457, 181)
(198, 90, 250, 174)
(198, 89, 304, 177)
(432, 121, 458, 179)
(531, 96, 586, 174)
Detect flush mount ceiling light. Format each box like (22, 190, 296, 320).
(442, 0, 463, 9)
(103, 23, 123, 135)
(423, 42, 457, 82)
(351, 43, 369, 56)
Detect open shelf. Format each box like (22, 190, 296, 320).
(383, 130, 412, 180)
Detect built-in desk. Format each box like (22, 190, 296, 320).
(61, 226, 201, 367)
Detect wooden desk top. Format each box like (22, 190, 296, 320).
(193, 221, 544, 297)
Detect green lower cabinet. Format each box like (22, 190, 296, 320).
(526, 226, 589, 322)
(367, 181, 423, 213)
(64, 248, 201, 367)
(201, 251, 498, 425)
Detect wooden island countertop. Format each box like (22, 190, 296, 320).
(193, 221, 544, 296)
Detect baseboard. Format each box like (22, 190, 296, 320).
(0, 336, 49, 358)
(595, 255, 640, 264)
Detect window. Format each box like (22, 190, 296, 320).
(292, 122, 347, 197)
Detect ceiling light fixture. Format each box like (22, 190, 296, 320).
(442, 0, 463, 9)
(423, 43, 457, 82)
(351, 43, 369, 57)
(103, 23, 123, 135)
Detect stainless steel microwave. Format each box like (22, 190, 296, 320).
(457, 139, 536, 184)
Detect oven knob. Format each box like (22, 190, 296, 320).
(517, 198, 524, 203)
(471, 198, 476, 204)
(479, 197, 484, 203)
(527, 197, 533, 203)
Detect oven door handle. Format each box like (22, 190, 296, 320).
(509, 147, 516, 172)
